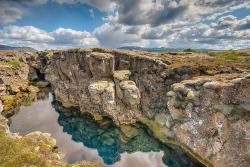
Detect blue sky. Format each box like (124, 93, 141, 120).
(0, 0, 249, 50)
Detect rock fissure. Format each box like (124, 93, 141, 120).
(0, 49, 249, 167)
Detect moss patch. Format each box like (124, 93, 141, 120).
(7, 60, 21, 68)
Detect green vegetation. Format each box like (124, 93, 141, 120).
(0, 127, 105, 167)
(219, 51, 240, 60)
(7, 60, 21, 68)
(1, 95, 13, 101)
(0, 128, 48, 166)
(205, 50, 242, 60)
(23, 99, 34, 106)
(183, 48, 198, 53)
(62, 102, 77, 108)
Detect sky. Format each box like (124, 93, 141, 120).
(0, 0, 249, 50)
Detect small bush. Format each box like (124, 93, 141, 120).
(183, 48, 198, 53)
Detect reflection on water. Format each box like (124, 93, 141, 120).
(9, 90, 203, 167)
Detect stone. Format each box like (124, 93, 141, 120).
(230, 78, 244, 84)
(171, 83, 185, 92)
(203, 81, 220, 89)
(87, 52, 114, 79)
(120, 125, 139, 139)
(245, 74, 250, 79)
(113, 70, 131, 81)
(28, 67, 38, 81)
(213, 104, 233, 116)
(35, 81, 50, 87)
(166, 91, 176, 97)
(10, 86, 20, 94)
(27, 85, 39, 92)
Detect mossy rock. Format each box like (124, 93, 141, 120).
(120, 125, 139, 139)
(62, 102, 77, 108)
(174, 101, 187, 109)
(212, 103, 249, 122)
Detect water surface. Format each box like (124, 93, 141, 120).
(9, 90, 202, 167)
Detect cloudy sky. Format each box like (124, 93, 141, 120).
(0, 0, 249, 50)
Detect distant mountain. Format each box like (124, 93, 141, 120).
(0, 45, 37, 52)
(118, 46, 214, 52)
(118, 46, 184, 52)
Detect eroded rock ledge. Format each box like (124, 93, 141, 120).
(1, 48, 250, 167)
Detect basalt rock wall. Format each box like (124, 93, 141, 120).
(28, 48, 250, 167)
(35, 48, 193, 125)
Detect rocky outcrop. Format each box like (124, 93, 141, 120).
(1, 48, 250, 167)
(0, 99, 63, 166)
(41, 48, 174, 125)
(167, 73, 250, 167)
(26, 48, 250, 167)
(0, 51, 40, 112)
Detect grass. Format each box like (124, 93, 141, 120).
(7, 60, 21, 68)
(205, 50, 242, 60)
(164, 50, 250, 75)
(0, 128, 48, 166)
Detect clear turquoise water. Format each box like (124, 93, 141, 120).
(9, 90, 203, 167)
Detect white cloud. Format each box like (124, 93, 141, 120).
(0, 2, 22, 25)
(230, 1, 250, 10)
(0, 26, 99, 50)
(0, 26, 54, 43)
(52, 0, 116, 12)
(0, 0, 49, 25)
(93, 23, 149, 48)
(89, 9, 95, 19)
(0, 0, 249, 50)
(51, 28, 99, 47)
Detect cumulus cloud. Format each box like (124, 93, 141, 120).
(234, 16, 250, 30)
(0, 0, 49, 25)
(176, 15, 250, 48)
(94, 23, 148, 48)
(230, 1, 250, 10)
(211, 15, 237, 30)
(0, 2, 22, 25)
(51, 28, 99, 47)
(0, 26, 99, 50)
(0, 26, 54, 42)
(1, 0, 249, 50)
(52, 0, 116, 12)
(115, 0, 189, 27)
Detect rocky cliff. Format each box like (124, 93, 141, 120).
(1, 48, 250, 167)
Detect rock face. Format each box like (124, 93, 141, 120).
(167, 74, 250, 167)
(2, 48, 250, 167)
(42, 48, 172, 125)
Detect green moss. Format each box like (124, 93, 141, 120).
(23, 99, 34, 106)
(62, 102, 77, 108)
(7, 60, 21, 68)
(1, 95, 14, 101)
(212, 103, 249, 122)
(173, 101, 187, 109)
